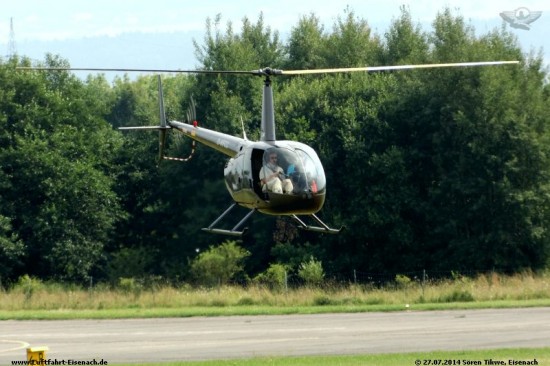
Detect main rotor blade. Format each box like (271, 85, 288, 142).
(280, 61, 520, 75)
(17, 60, 519, 76)
(15, 67, 255, 75)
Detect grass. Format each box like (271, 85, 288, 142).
(115, 348, 550, 366)
(3, 274, 549, 365)
(1, 271, 549, 319)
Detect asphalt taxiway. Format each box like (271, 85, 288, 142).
(1, 307, 549, 363)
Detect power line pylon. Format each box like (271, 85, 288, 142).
(8, 17, 17, 57)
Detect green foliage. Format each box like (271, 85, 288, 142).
(437, 290, 475, 303)
(190, 241, 250, 287)
(107, 247, 155, 283)
(270, 241, 324, 270)
(325, 7, 382, 67)
(395, 274, 412, 288)
(382, 6, 429, 64)
(0, 215, 25, 279)
(1, 56, 124, 282)
(12, 274, 45, 299)
(2, 6, 550, 286)
(285, 14, 326, 70)
(254, 263, 288, 291)
(298, 257, 325, 287)
(313, 295, 334, 306)
(117, 277, 143, 295)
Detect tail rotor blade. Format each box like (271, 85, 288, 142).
(191, 97, 197, 122)
(185, 97, 197, 124)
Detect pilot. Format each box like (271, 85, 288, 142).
(260, 151, 293, 194)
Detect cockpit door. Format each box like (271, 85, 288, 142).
(251, 148, 266, 198)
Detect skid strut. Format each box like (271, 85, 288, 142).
(202, 203, 256, 236)
(290, 214, 343, 234)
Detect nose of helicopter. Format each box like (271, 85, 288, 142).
(259, 190, 325, 215)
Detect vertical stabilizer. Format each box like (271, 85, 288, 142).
(158, 75, 167, 128)
(158, 75, 168, 162)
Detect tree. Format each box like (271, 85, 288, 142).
(1, 56, 124, 281)
(285, 14, 326, 70)
(382, 5, 429, 64)
(323, 7, 382, 67)
(193, 13, 285, 137)
(0, 214, 25, 281)
(276, 8, 550, 275)
(3, 7, 550, 285)
(381, 10, 550, 272)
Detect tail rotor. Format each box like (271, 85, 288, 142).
(163, 97, 197, 163)
(119, 75, 197, 164)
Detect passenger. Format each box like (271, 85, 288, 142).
(260, 152, 293, 194)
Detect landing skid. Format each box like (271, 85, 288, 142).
(202, 203, 255, 236)
(290, 214, 343, 234)
(203, 203, 342, 236)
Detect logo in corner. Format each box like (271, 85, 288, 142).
(500, 7, 542, 30)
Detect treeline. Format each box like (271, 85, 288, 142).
(1, 7, 549, 284)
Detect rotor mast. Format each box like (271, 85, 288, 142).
(255, 68, 283, 142)
(261, 75, 276, 142)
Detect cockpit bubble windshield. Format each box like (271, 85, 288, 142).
(262, 147, 326, 194)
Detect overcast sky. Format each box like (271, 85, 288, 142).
(1, 0, 548, 73)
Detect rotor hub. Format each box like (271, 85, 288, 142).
(254, 67, 283, 77)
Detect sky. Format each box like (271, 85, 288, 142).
(1, 0, 549, 75)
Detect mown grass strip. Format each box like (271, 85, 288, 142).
(113, 348, 550, 366)
(1, 299, 550, 320)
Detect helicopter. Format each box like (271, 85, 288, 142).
(19, 61, 519, 236)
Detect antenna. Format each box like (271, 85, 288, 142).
(7, 17, 17, 57)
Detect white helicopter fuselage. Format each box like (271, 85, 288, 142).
(170, 119, 326, 215)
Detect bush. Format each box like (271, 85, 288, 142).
(12, 274, 45, 300)
(254, 263, 288, 291)
(395, 274, 412, 288)
(117, 277, 143, 295)
(298, 256, 324, 287)
(190, 240, 250, 287)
